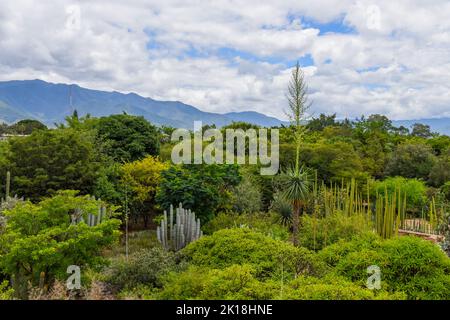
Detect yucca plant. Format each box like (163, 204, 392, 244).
(278, 166, 311, 246)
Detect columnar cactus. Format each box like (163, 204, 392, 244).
(71, 202, 108, 227)
(157, 203, 202, 251)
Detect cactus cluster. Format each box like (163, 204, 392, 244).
(70, 198, 108, 227)
(157, 203, 202, 251)
(1, 171, 24, 227)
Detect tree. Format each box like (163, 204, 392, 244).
(231, 173, 262, 214)
(156, 164, 241, 222)
(306, 114, 337, 131)
(385, 143, 437, 180)
(121, 156, 169, 227)
(301, 141, 368, 183)
(283, 61, 312, 246)
(95, 114, 160, 162)
(0, 191, 120, 298)
(429, 148, 450, 187)
(7, 119, 47, 135)
(2, 128, 104, 200)
(411, 123, 433, 138)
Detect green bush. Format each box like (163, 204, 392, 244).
(156, 265, 278, 300)
(0, 191, 121, 298)
(317, 232, 382, 267)
(441, 181, 450, 201)
(371, 177, 428, 212)
(0, 281, 14, 300)
(106, 247, 177, 290)
(284, 275, 405, 300)
(231, 174, 262, 214)
(203, 212, 289, 241)
(320, 235, 450, 299)
(299, 211, 373, 251)
(155, 265, 405, 300)
(182, 228, 323, 279)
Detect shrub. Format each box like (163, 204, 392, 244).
(320, 235, 450, 299)
(299, 211, 373, 251)
(231, 174, 262, 214)
(156, 265, 279, 300)
(183, 228, 323, 279)
(0, 191, 121, 298)
(284, 275, 405, 300)
(106, 247, 177, 290)
(317, 232, 382, 267)
(203, 212, 289, 241)
(0, 281, 14, 300)
(371, 177, 428, 211)
(441, 182, 450, 201)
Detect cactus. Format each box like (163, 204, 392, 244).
(71, 201, 108, 227)
(157, 203, 202, 251)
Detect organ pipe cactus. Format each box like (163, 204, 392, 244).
(70, 200, 108, 227)
(157, 203, 202, 251)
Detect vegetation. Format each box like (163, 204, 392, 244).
(0, 63, 449, 300)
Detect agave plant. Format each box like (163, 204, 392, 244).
(278, 165, 311, 246)
(270, 191, 293, 226)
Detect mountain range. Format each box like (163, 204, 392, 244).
(0, 79, 449, 135)
(0, 80, 284, 128)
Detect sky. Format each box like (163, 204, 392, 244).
(1, 0, 450, 120)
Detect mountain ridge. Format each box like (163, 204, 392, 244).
(0, 79, 448, 135)
(0, 79, 285, 128)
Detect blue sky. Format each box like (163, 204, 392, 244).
(1, 0, 450, 120)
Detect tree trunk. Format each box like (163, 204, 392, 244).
(292, 200, 301, 246)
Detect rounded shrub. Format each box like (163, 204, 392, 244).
(156, 265, 279, 300)
(284, 275, 405, 300)
(320, 235, 450, 299)
(106, 247, 177, 290)
(183, 228, 323, 279)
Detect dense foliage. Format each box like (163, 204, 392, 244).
(0, 105, 449, 300)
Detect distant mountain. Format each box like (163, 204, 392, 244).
(392, 119, 450, 136)
(0, 80, 285, 128)
(0, 80, 448, 135)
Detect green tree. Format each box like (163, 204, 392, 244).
(231, 172, 262, 214)
(95, 114, 160, 162)
(0, 191, 121, 298)
(7, 119, 47, 135)
(429, 148, 450, 187)
(121, 156, 169, 227)
(411, 123, 433, 138)
(3, 128, 104, 200)
(306, 114, 337, 132)
(156, 164, 241, 222)
(385, 143, 437, 180)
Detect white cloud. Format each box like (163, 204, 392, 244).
(0, 0, 449, 120)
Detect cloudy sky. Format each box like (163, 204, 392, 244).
(1, 0, 450, 120)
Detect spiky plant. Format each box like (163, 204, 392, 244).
(278, 166, 311, 246)
(270, 191, 293, 226)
